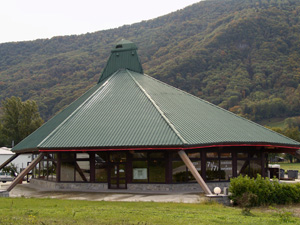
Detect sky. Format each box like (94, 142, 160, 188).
(0, 0, 201, 44)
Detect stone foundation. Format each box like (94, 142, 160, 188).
(206, 194, 231, 206)
(127, 182, 229, 193)
(0, 190, 9, 197)
(30, 179, 229, 193)
(30, 179, 108, 191)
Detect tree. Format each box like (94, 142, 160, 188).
(2, 163, 18, 177)
(1, 96, 44, 146)
(0, 122, 8, 146)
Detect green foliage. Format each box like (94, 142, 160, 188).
(0, 122, 8, 146)
(237, 192, 258, 216)
(2, 163, 18, 177)
(1, 0, 300, 123)
(1, 96, 43, 145)
(269, 126, 300, 162)
(270, 126, 300, 142)
(270, 207, 296, 223)
(229, 174, 300, 206)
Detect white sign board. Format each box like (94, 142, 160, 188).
(133, 168, 147, 180)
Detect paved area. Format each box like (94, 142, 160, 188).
(2, 177, 297, 203)
(0, 182, 206, 203)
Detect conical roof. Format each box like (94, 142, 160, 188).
(12, 41, 300, 152)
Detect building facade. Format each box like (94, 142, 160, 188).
(9, 40, 300, 192)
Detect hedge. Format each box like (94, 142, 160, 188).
(229, 174, 300, 206)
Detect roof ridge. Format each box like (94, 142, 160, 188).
(38, 72, 119, 148)
(142, 73, 300, 145)
(126, 70, 188, 145)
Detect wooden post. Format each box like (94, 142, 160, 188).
(75, 162, 88, 182)
(6, 153, 45, 192)
(178, 150, 212, 195)
(90, 153, 95, 183)
(0, 154, 19, 170)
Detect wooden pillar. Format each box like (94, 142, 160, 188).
(7, 153, 46, 192)
(56, 153, 61, 182)
(166, 151, 172, 184)
(0, 154, 19, 170)
(127, 151, 133, 183)
(261, 152, 266, 178)
(90, 153, 95, 183)
(178, 150, 212, 195)
(232, 151, 237, 177)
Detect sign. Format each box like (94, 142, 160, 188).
(133, 168, 147, 179)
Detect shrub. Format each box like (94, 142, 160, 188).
(229, 174, 300, 206)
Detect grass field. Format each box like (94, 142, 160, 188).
(270, 163, 300, 172)
(259, 118, 286, 129)
(0, 197, 299, 224)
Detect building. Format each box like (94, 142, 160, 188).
(0, 147, 31, 173)
(3, 40, 300, 193)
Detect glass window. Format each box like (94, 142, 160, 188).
(76, 161, 90, 182)
(61, 153, 75, 161)
(133, 152, 147, 159)
(206, 160, 219, 181)
(172, 161, 187, 183)
(76, 153, 89, 159)
(188, 152, 201, 158)
(171, 152, 180, 159)
(132, 161, 148, 182)
(188, 161, 201, 182)
(60, 162, 75, 181)
(220, 152, 232, 158)
(149, 160, 165, 182)
(249, 160, 262, 178)
(249, 152, 260, 159)
(110, 152, 126, 162)
(47, 161, 56, 181)
(95, 152, 107, 182)
(237, 160, 249, 176)
(150, 152, 164, 158)
(206, 152, 218, 158)
(220, 160, 232, 180)
(237, 152, 248, 158)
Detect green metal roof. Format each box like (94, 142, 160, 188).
(99, 40, 143, 83)
(12, 41, 300, 152)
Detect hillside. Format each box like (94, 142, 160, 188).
(1, 0, 300, 122)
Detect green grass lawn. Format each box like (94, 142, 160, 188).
(270, 163, 300, 172)
(259, 117, 286, 129)
(0, 197, 299, 224)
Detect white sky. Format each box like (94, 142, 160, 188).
(0, 0, 201, 44)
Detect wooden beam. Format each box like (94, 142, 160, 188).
(0, 154, 19, 170)
(6, 153, 45, 192)
(75, 162, 88, 182)
(178, 150, 212, 195)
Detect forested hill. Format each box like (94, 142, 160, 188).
(1, 0, 300, 122)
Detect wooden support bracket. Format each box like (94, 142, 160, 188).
(178, 150, 212, 195)
(6, 153, 46, 192)
(75, 162, 88, 182)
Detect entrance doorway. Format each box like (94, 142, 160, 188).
(109, 163, 127, 189)
(108, 152, 127, 189)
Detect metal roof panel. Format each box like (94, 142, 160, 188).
(38, 70, 183, 148)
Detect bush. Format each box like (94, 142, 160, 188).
(229, 174, 300, 206)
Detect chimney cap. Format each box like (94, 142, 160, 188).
(111, 39, 138, 52)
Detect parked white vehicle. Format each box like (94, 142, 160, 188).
(0, 171, 15, 183)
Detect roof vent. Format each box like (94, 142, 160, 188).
(99, 40, 143, 83)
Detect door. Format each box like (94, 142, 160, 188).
(108, 152, 127, 189)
